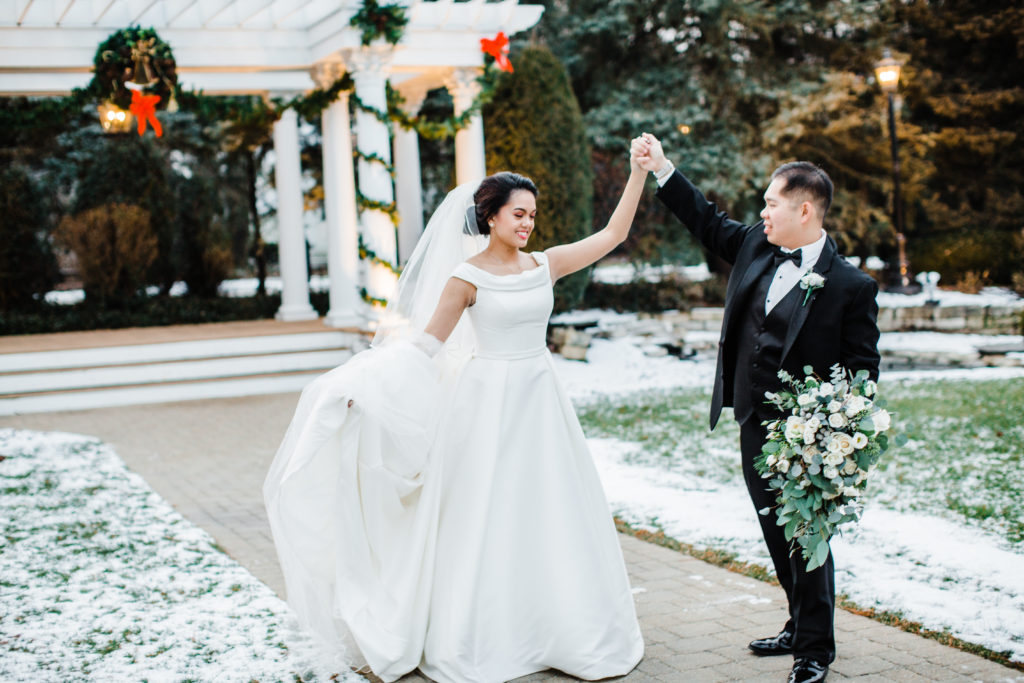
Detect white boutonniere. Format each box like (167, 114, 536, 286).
(798, 272, 826, 306)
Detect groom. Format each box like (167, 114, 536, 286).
(633, 135, 880, 683)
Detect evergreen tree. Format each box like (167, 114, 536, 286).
(531, 0, 883, 270)
(891, 0, 1024, 283)
(483, 46, 594, 310)
(0, 167, 60, 310)
(69, 134, 177, 292)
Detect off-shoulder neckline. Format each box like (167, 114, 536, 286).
(462, 251, 545, 278)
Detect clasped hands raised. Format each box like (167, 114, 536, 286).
(629, 133, 669, 174)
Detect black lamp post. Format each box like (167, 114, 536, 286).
(874, 49, 913, 291)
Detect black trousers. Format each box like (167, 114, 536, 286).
(740, 415, 836, 664)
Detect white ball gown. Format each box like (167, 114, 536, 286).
(264, 250, 643, 683)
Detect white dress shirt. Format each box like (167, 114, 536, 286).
(653, 164, 826, 315)
(765, 231, 826, 314)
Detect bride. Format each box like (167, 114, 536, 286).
(264, 142, 648, 683)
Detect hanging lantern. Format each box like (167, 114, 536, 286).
(97, 101, 134, 134)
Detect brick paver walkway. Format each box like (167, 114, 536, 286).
(4, 394, 1022, 682)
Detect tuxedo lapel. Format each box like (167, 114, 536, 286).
(724, 248, 774, 334)
(781, 236, 837, 363)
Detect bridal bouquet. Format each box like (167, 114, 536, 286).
(755, 364, 902, 570)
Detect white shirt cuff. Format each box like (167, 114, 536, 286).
(654, 160, 675, 186)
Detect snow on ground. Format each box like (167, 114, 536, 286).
(43, 276, 332, 305)
(0, 429, 357, 683)
(877, 286, 1024, 309)
(552, 337, 716, 400)
(879, 331, 1022, 353)
(562, 337, 1024, 662)
(589, 438, 1024, 662)
(551, 332, 1024, 403)
(590, 262, 712, 284)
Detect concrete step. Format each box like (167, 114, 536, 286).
(0, 330, 367, 416)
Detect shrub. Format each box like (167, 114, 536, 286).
(175, 174, 234, 297)
(581, 274, 728, 313)
(0, 167, 60, 310)
(71, 135, 176, 291)
(483, 46, 593, 311)
(55, 203, 158, 306)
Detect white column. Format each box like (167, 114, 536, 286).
(314, 62, 364, 328)
(394, 87, 426, 264)
(272, 107, 318, 322)
(445, 68, 487, 186)
(348, 45, 398, 304)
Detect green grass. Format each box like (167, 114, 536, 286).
(577, 377, 1024, 546)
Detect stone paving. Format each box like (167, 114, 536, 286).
(5, 395, 1023, 683)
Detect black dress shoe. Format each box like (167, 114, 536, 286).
(747, 629, 793, 656)
(788, 657, 829, 683)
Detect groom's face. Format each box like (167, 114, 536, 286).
(761, 178, 810, 249)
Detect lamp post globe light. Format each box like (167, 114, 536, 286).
(874, 49, 915, 292)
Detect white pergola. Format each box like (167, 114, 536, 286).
(0, 0, 543, 327)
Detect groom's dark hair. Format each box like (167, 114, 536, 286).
(474, 172, 539, 235)
(771, 162, 833, 218)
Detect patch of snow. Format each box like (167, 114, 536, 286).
(883, 367, 1024, 383)
(551, 338, 716, 402)
(42, 276, 332, 306)
(590, 437, 1024, 663)
(879, 332, 1023, 354)
(878, 287, 1023, 309)
(591, 262, 711, 285)
(43, 289, 85, 305)
(0, 429, 358, 682)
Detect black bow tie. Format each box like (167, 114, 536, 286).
(772, 246, 802, 268)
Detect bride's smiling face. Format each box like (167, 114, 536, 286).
(487, 190, 537, 249)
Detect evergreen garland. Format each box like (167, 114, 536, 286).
(349, 0, 409, 47)
(89, 26, 177, 110)
(4, 11, 511, 305)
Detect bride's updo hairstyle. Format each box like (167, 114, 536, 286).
(473, 172, 538, 235)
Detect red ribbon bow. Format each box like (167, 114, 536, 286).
(480, 32, 514, 73)
(129, 89, 163, 138)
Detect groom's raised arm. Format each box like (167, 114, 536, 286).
(633, 134, 752, 265)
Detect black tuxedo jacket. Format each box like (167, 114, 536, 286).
(656, 170, 881, 430)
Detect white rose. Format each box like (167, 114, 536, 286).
(828, 412, 848, 429)
(827, 437, 844, 455)
(836, 434, 855, 455)
(864, 380, 877, 397)
(777, 458, 790, 474)
(823, 465, 839, 480)
(802, 445, 819, 463)
(803, 421, 820, 444)
(766, 454, 778, 468)
(797, 393, 815, 409)
(785, 416, 805, 442)
(845, 395, 868, 417)
(819, 382, 834, 397)
(841, 459, 858, 475)
(872, 409, 892, 432)
(855, 469, 868, 485)
(801, 272, 825, 289)
(842, 486, 861, 498)
(825, 452, 844, 467)
(852, 432, 869, 449)
(828, 400, 843, 414)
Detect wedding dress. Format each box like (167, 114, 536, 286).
(264, 185, 643, 683)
